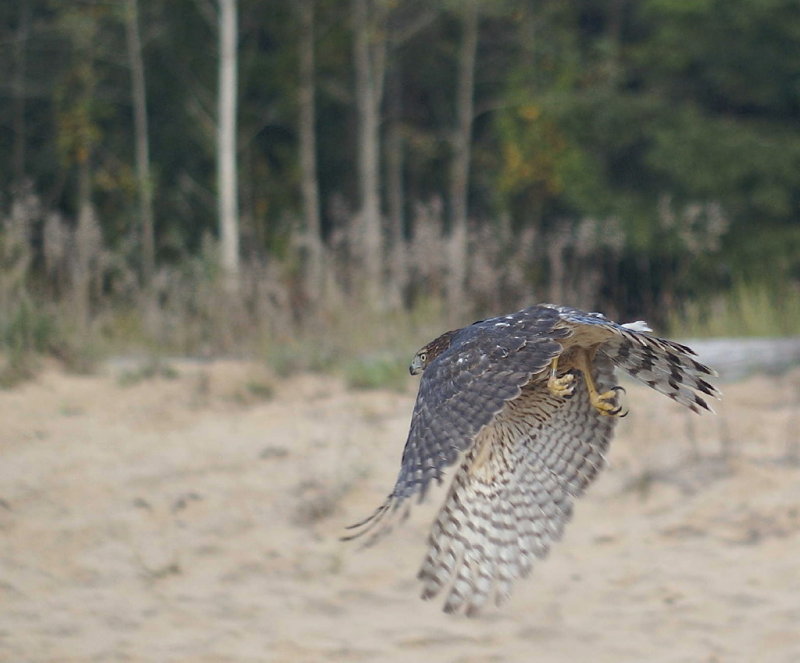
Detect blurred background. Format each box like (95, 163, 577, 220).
(1, 0, 799, 384)
(2, 2, 800, 661)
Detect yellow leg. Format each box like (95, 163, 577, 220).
(547, 355, 575, 398)
(573, 348, 627, 417)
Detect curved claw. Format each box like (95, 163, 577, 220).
(605, 385, 629, 416)
(592, 386, 628, 417)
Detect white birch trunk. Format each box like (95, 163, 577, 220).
(74, 161, 97, 331)
(298, 0, 324, 302)
(385, 67, 406, 309)
(218, 0, 240, 293)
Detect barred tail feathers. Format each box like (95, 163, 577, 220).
(601, 332, 720, 413)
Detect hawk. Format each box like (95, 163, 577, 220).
(345, 304, 719, 616)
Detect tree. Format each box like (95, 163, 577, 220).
(297, 0, 323, 301)
(217, 0, 239, 293)
(55, 4, 106, 329)
(124, 0, 155, 287)
(352, 0, 387, 306)
(10, 0, 31, 189)
(384, 55, 407, 308)
(0, 0, 798, 338)
(383, 5, 438, 308)
(446, 0, 478, 317)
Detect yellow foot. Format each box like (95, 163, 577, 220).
(547, 372, 576, 399)
(591, 385, 627, 417)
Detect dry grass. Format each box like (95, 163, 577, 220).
(669, 280, 800, 338)
(1, 185, 796, 390)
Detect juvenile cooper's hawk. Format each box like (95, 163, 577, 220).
(345, 304, 719, 616)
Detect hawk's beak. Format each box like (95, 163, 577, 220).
(409, 356, 422, 375)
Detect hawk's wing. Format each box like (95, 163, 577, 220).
(345, 306, 568, 542)
(417, 354, 618, 615)
(552, 305, 720, 412)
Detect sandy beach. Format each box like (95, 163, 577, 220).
(1, 358, 799, 662)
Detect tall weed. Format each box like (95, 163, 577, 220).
(670, 281, 800, 338)
(1, 184, 797, 389)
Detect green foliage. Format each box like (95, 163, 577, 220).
(0, 0, 797, 386)
(263, 339, 339, 378)
(259, 297, 444, 381)
(1, 296, 57, 356)
(670, 281, 800, 338)
(244, 379, 275, 401)
(342, 354, 411, 391)
(489, 0, 799, 316)
(0, 297, 57, 387)
(117, 358, 179, 387)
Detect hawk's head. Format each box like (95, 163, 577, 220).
(410, 330, 458, 375)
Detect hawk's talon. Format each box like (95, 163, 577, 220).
(591, 387, 627, 417)
(547, 371, 575, 399)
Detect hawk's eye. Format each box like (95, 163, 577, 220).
(419, 352, 427, 363)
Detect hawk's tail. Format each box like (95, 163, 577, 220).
(601, 332, 720, 413)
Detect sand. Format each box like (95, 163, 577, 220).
(1, 358, 799, 662)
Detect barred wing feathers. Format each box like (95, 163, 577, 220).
(418, 356, 618, 615)
(344, 306, 568, 543)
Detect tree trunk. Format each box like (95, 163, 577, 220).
(74, 156, 97, 331)
(297, 0, 324, 303)
(218, 0, 240, 293)
(352, 0, 386, 307)
(12, 0, 31, 189)
(446, 0, 478, 319)
(605, 0, 625, 86)
(125, 0, 155, 287)
(384, 55, 407, 309)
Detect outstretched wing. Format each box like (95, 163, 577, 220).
(418, 354, 618, 615)
(345, 306, 568, 542)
